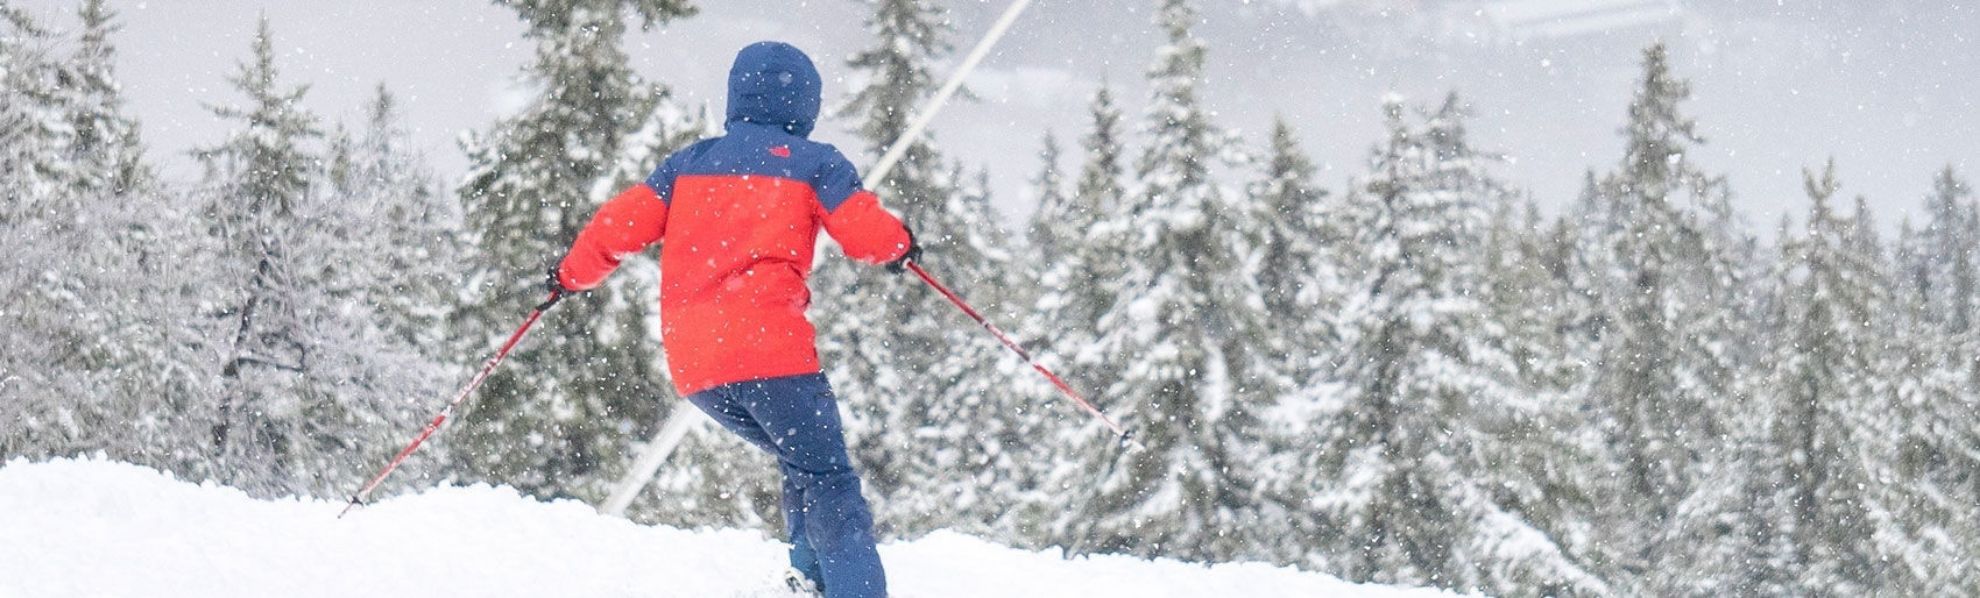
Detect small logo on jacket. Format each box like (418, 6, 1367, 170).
(769, 145, 792, 158)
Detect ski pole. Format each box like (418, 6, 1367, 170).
(904, 261, 1139, 450)
(337, 292, 565, 518)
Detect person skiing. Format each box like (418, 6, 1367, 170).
(547, 41, 916, 598)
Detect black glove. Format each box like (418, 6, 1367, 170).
(542, 264, 576, 308)
(885, 227, 924, 274)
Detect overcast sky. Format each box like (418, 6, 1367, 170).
(13, 0, 1977, 236)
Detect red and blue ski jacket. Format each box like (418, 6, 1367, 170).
(557, 41, 911, 396)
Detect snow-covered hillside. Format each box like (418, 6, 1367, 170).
(0, 458, 1463, 598)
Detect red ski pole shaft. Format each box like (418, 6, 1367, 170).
(905, 261, 1135, 444)
(337, 293, 562, 518)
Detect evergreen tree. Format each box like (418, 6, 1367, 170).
(1012, 84, 1131, 545)
(1896, 216, 1926, 301)
(330, 86, 465, 360)
(193, 19, 432, 496)
(1024, 131, 1070, 255)
(1477, 196, 1611, 585)
(312, 88, 468, 495)
(1483, 200, 1579, 391)
(0, 3, 71, 221)
(1073, 85, 1127, 214)
(0, 180, 218, 478)
(1296, 95, 1605, 596)
(1, 2, 75, 384)
(0, 0, 216, 479)
(1574, 44, 1745, 585)
(63, 0, 148, 196)
(1250, 117, 1340, 384)
(1847, 195, 1880, 259)
(1912, 167, 1977, 334)
(449, 0, 695, 501)
(1761, 163, 1905, 594)
(890, 166, 1032, 536)
(1884, 330, 1980, 594)
(811, 0, 954, 534)
(1673, 162, 1966, 595)
(1244, 117, 1343, 562)
(196, 18, 326, 476)
(838, 0, 946, 182)
(1, 2, 100, 457)
(1884, 170, 1980, 593)
(1061, 0, 1274, 562)
(1030, 84, 1129, 392)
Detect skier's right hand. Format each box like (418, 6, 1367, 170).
(885, 227, 924, 274)
(543, 265, 577, 307)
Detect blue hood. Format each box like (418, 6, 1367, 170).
(727, 41, 822, 138)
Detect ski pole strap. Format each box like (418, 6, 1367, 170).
(905, 261, 1134, 442)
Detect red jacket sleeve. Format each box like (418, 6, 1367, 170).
(558, 183, 668, 291)
(822, 190, 912, 264)
(814, 149, 910, 264)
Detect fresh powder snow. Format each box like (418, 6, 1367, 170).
(0, 457, 1467, 598)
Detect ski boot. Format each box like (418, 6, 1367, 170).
(782, 568, 822, 596)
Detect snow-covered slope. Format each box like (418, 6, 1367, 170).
(0, 458, 1464, 598)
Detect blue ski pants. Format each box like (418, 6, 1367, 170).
(683, 373, 886, 598)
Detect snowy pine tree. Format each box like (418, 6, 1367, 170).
(1911, 167, 1977, 335)
(61, 0, 148, 197)
(1024, 131, 1070, 255)
(1473, 196, 1614, 585)
(1572, 44, 1747, 586)
(0, 3, 71, 221)
(1761, 166, 1896, 595)
(1672, 161, 1974, 595)
(1029, 84, 1129, 395)
(894, 165, 1033, 535)
(1, 3, 76, 399)
(328, 86, 465, 364)
(1012, 84, 1133, 545)
(1244, 117, 1350, 563)
(192, 19, 434, 496)
(1294, 95, 1605, 596)
(194, 18, 328, 485)
(449, 0, 693, 501)
(810, 0, 960, 522)
(1250, 117, 1340, 388)
(0, 2, 207, 471)
(1482, 200, 1583, 392)
(1060, 0, 1276, 563)
(1881, 169, 1980, 593)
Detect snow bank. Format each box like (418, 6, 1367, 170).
(0, 458, 1465, 598)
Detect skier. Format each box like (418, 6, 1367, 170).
(548, 41, 917, 598)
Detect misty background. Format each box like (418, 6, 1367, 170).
(11, 0, 1980, 594)
(11, 0, 1976, 233)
